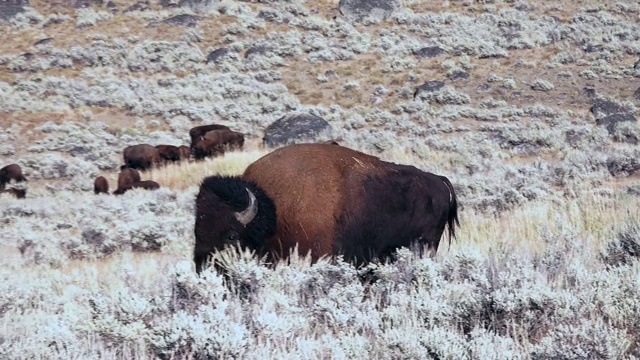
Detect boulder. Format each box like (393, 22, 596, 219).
(263, 113, 333, 147)
(414, 46, 446, 59)
(206, 48, 229, 64)
(338, 0, 401, 22)
(413, 80, 444, 99)
(0, 0, 28, 21)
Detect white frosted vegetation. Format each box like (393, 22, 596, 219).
(1, 217, 638, 358)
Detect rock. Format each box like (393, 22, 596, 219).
(245, 45, 273, 59)
(634, 87, 640, 101)
(448, 70, 469, 81)
(161, 14, 202, 27)
(0, 0, 28, 21)
(124, 1, 149, 12)
(206, 48, 229, 64)
(338, 0, 401, 22)
(413, 46, 446, 59)
(263, 113, 333, 147)
(581, 87, 596, 99)
(596, 113, 637, 134)
(74, 0, 104, 8)
(413, 80, 444, 99)
(634, 58, 640, 70)
(178, 0, 215, 7)
(34, 38, 54, 46)
(590, 98, 626, 119)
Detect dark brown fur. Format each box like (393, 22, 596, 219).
(94, 176, 109, 194)
(113, 168, 141, 195)
(122, 144, 161, 171)
(155, 145, 182, 163)
(132, 180, 160, 190)
(178, 145, 191, 161)
(0, 164, 27, 190)
(113, 180, 160, 195)
(189, 124, 231, 148)
(0, 188, 26, 199)
(194, 143, 459, 273)
(193, 130, 245, 160)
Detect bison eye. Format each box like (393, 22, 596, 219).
(225, 230, 240, 243)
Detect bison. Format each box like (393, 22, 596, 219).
(122, 144, 161, 171)
(113, 168, 141, 195)
(113, 180, 160, 195)
(94, 176, 109, 194)
(178, 145, 191, 161)
(0, 188, 26, 199)
(189, 124, 231, 149)
(192, 130, 245, 160)
(0, 164, 27, 190)
(193, 143, 459, 274)
(131, 180, 160, 190)
(156, 145, 182, 164)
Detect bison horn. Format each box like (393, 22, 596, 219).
(235, 188, 258, 226)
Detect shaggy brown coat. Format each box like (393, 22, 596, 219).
(194, 143, 459, 273)
(113, 168, 141, 195)
(189, 124, 231, 148)
(193, 130, 245, 160)
(94, 176, 109, 194)
(0, 164, 27, 190)
(0, 188, 26, 199)
(178, 145, 191, 161)
(122, 144, 161, 171)
(155, 145, 182, 163)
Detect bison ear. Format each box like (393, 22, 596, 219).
(235, 188, 258, 226)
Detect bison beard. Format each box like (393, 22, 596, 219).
(193, 143, 460, 274)
(194, 176, 277, 274)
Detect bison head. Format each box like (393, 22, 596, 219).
(194, 175, 276, 274)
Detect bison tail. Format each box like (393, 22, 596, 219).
(440, 176, 460, 249)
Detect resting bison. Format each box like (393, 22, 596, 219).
(122, 144, 161, 171)
(0, 164, 27, 190)
(113, 168, 141, 195)
(156, 145, 182, 163)
(193, 130, 245, 160)
(132, 180, 160, 190)
(0, 188, 26, 199)
(194, 143, 460, 274)
(189, 124, 230, 148)
(94, 176, 109, 194)
(178, 145, 191, 161)
(113, 180, 160, 195)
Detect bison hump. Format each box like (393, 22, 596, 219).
(263, 113, 333, 148)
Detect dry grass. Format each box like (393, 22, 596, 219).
(147, 148, 269, 190)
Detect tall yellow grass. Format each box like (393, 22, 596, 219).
(146, 148, 270, 189)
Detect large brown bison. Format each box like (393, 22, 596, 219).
(193, 143, 460, 274)
(0, 188, 26, 199)
(189, 124, 231, 148)
(0, 164, 27, 190)
(94, 176, 109, 194)
(193, 130, 245, 160)
(155, 145, 182, 164)
(113, 168, 141, 195)
(122, 144, 161, 171)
